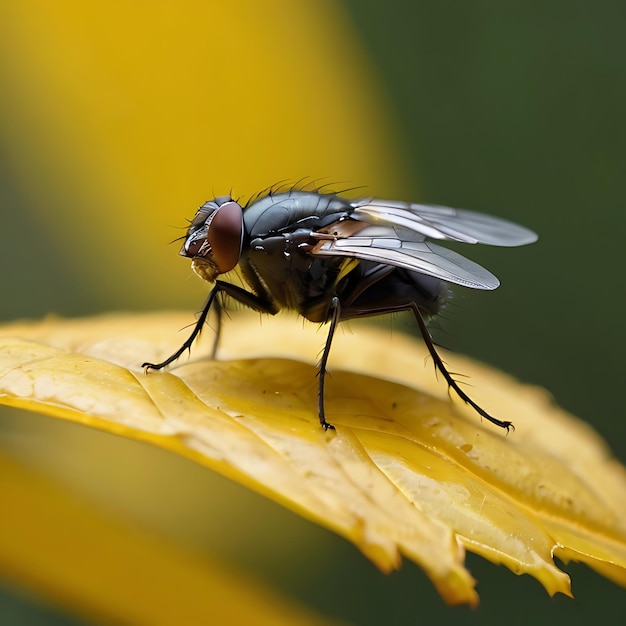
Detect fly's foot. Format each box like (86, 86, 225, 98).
(142, 361, 165, 372)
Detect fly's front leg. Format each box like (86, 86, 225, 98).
(210, 296, 223, 359)
(142, 284, 222, 371)
(317, 296, 341, 431)
(143, 280, 277, 372)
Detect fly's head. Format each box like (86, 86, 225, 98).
(180, 196, 244, 283)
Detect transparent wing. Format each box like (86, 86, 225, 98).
(312, 224, 500, 290)
(350, 198, 538, 247)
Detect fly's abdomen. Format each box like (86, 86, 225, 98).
(336, 263, 449, 321)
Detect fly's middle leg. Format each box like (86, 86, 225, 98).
(317, 296, 341, 431)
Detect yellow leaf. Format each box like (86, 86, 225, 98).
(1, 311, 626, 608)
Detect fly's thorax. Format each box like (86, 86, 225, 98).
(243, 191, 350, 237)
(239, 230, 351, 320)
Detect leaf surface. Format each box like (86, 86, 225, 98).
(1, 312, 625, 606)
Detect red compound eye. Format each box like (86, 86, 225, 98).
(206, 200, 244, 273)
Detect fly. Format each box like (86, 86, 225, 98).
(143, 187, 537, 431)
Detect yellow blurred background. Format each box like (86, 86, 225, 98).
(0, 0, 408, 314)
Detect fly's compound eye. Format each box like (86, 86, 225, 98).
(181, 198, 244, 276)
(206, 200, 244, 273)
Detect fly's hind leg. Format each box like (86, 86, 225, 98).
(410, 303, 514, 433)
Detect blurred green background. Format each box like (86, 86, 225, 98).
(1, 1, 625, 624)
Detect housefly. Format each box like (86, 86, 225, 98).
(143, 187, 537, 431)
